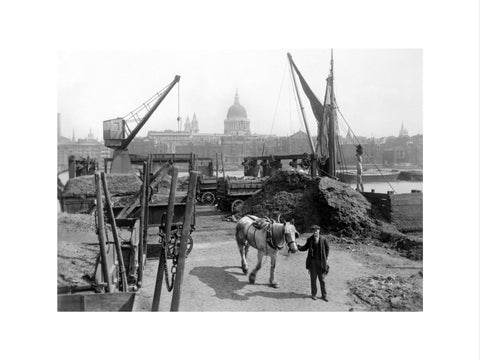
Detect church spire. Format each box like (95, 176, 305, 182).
(184, 115, 191, 132)
(234, 89, 239, 105)
(191, 112, 199, 134)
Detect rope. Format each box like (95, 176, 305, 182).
(335, 105, 397, 193)
(336, 136, 347, 173)
(289, 78, 293, 136)
(177, 81, 181, 131)
(336, 117, 352, 173)
(263, 60, 288, 156)
(288, 61, 307, 135)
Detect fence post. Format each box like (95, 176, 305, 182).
(94, 173, 112, 293)
(152, 166, 178, 311)
(138, 162, 148, 288)
(101, 172, 128, 292)
(170, 171, 199, 311)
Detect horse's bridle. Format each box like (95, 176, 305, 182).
(267, 224, 296, 251)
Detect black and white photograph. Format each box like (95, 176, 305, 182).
(57, 49, 424, 312)
(2, 1, 478, 360)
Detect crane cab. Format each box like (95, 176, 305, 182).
(103, 118, 127, 148)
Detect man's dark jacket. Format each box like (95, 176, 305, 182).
(297, 235, 329, 273)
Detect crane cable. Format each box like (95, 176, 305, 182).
(177, 81, 181, 132)
(262, 60, 288, 156)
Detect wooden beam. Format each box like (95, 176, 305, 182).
(117, 162, 171, 219)
(170, 171, 199, 312)
(101, 172, 128, 292)
(152, 166, 178, 311)
(94, 173, 112, 293)
(137, 162, 148, 288)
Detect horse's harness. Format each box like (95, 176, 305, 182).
(246, 216, 294, 251)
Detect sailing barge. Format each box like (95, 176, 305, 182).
(287, 51, 422, 232)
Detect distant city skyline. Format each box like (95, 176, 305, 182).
(58, 49, 422, 140)
(57, 118, 418, 142)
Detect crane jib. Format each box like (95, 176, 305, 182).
(103, 75, 181, 150)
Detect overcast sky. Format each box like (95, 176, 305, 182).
(58, 49, 422, 140)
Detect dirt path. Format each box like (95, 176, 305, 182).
(57, 206, 422, 311)
(132, 206, 422, 311)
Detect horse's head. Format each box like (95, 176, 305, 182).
(283, 220, 299, 253)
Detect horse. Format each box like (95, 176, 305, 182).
(235, 215, 299, 288)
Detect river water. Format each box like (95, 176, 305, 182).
(58, 170, 422, 197)
(216, 170, 422, 194)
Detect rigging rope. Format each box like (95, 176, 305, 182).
(288, 62, 307, 135)
(335, 105, 397, 193)
(336, 135, 347, 173)
(289, 78, 293, 136)
(263, 60, 288, 156)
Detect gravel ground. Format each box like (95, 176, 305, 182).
(58, 206, 423, 311)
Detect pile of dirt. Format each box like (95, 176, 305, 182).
(151, 174, 190, 193)
(242, 190, 303, 223)
(109, 173, 190, 207)
(63, 173, 142, 198)
(57, 213, 96, 232)
(177, 175, 190, 191)
(151, 192, 187, 204)
(240, 170, 378, 236)
(378, 224, 423, 260)
(58, 213, 98, 287)
(348, 272, 423, 311)
(58, 240, 97, 287)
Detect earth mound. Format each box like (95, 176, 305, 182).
(57, 213, 96, 232)
(57, 213, 97, 287)
(63, 173, 142, 198)
(348, 272, 423, 311)
(240, 170, 378, 237)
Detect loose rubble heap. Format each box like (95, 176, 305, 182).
(58, 173, 191, 287)
(57, 213, 98, 287)
(239, 170, 422, 259)
(57, 213, 96, 232)
(63, 173, 142, 198)
(348, 272, 423, 311)
(240, 170, 377, 236)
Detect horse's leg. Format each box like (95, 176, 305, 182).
(239, 244, 248, 275)
(249, 250, 263, 284)
(236, 224, 248, 275)
(269, 254, 279, 288)
(242, 244, 250, 275)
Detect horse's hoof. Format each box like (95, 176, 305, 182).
(242, 268, 248, 275)
(270, 283, 279, 288)
(248, 275, 255, 284)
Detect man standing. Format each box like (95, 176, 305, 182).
(297, 225, 330, 301)
(356, 144, 364, 192)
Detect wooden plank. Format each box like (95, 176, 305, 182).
(101, 172, 128, 292)
(57, 294, 85, 311)
(152, 166, 178, 311)
(117, 162, 171, 219)
(170, 171, 199, 311)
(95, 173, 113, 293)
(58, 292, 136, 312)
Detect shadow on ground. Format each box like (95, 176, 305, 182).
(190, 266, 309, 301)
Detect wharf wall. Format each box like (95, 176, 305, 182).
(362, 191, 423, 232)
